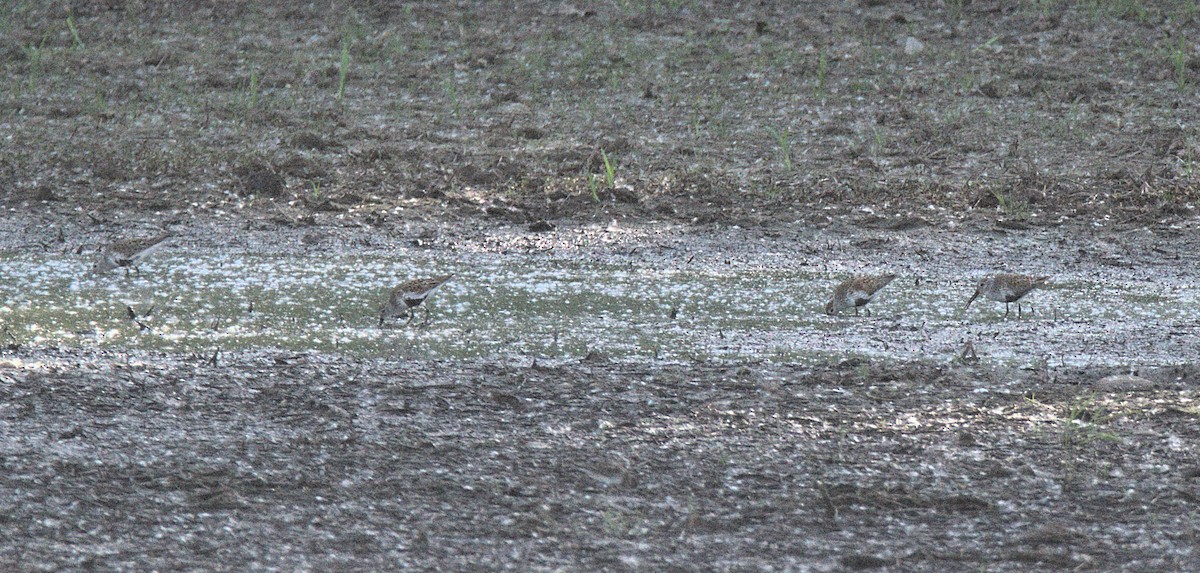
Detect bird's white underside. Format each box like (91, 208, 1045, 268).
(987, 286, 1017, 302)
(848, 289, 872, 304)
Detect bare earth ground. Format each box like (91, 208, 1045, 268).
(2, 1, 1200, 571)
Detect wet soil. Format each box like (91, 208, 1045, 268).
(3, 219, 1200, 368)
(2, 1, 1200, 571)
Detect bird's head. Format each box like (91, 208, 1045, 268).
(965, 279, 986, 308)
(88, 252, 115, 276)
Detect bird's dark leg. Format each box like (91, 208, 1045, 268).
(854, 307, 860, 317)
(1004, 303, 1010, 317)
(1018, 303, 1024, 318)
(405, 308, 416, 325)
(865, 307, 872, 317)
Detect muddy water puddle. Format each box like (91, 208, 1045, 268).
(0, 251, 1195, 368)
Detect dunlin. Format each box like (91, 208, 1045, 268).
(824, 274, 896, 316)
(91, 233, 172, 275)
(966, 274, 1049, 317)
(379, 274, 454, 326)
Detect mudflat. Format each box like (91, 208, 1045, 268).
(2, 2, 1199, 571)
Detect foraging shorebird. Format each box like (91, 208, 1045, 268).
(91, 233, 172, 276)
(824, 273, 897, 317)
(379, 274, 454, 326)
(966, 274, 1049, 317)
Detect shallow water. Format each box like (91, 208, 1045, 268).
(0, 251, 1194, 368)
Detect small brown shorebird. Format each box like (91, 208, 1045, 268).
(966, 274, 1049, 317)
(91, 233, 172, 276)
(379, 274, 454, 326)
(824, 273, 896, 316)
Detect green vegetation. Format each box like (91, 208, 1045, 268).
(601, 149, 617, 189)
(870, 127, 886, 159)
(84, 87, 107, 117)
(992, 188, 1030, 220)
(946, 0, 965, 21)
(1104, 0, 1150, 21)
(1168, 36, 1191, 91)
(1031, 0, 1059, 19)
(441, 78, 459, 117)
(1059, 394, 1122, 489)
(337, 35, 351, 100)
(765, 126, 793, 173)
(246, 69, 259, 109)
(587, 173, 601, 202)
(66, 14, 83, 50)
(973, 34, 1002, 54)
(585, 150, 617, 202)
(20, 41, 44, 92)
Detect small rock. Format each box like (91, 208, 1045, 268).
(483, 202, 528, 223)
(581, 350, 609, 364)
(497, 101, 531, 117)
(1094, 374, 1154, 392)
(490, 392, 522, 411)
(290, 131, 330, 151)
(840, 554, 888, 570)
(301, 231, 325, 246)
(528, 219, 555, 233)
(612, 186, 640, 204)
(889, 216, 927, 230)
(33, 186, 60, 202)
(1020, 523, 1082, 545)
(903, 36, 925, 55)
(515, 126, 544, 140)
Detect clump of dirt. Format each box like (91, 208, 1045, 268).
(234, 162, 286, 198)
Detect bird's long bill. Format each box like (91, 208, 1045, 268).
(965, 290, 979, 309)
